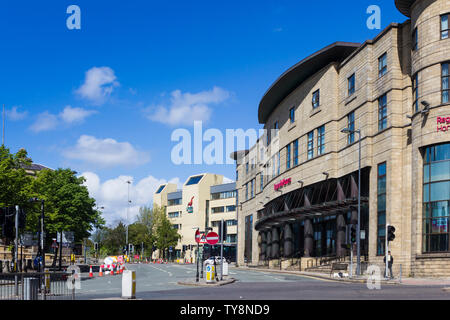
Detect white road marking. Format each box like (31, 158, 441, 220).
(148, 264, 173, 277)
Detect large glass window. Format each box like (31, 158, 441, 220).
(378, 53, 387, 78)
(412, 27, 418, 51)
(251, 179, 254, 198)
(423, 143, 450, 252)
(442, 14, 449, 40)
(443, 63, 449, 104)
(168, 198, 182, 206)
(377, 162, 387, 256)
(286, 144, 291, 170)
(378, 93, 388, 131)
(308, 131, 314, 160)
(186, 175, 203, 185)
(260, 173, 264, 192)
(347, 111, 355, 144)
(293, 139, 299, 166)
(317, 125, 325, 156)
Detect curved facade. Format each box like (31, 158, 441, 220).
(235, 0, 450, 277)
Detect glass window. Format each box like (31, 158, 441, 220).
(293, 139, 299, 166)
(251, 179, 254, 198)
(236, 169, 238, 182)
(290, 107, 295, 123)
(423, 143, 450, 252)
(155, 185, 165, 194)
(308, 131, 314, 160)
(168, 198, 182, 206)
(379, 53, 387, 78)
(412, 27, 418, 51)
(312, 90, 320, 108)
(348, 74, 355, 96)
(273, 121, 279, 137)
(212, 207, 225, 214)
(347, 112, 355, 144)
(245, 183, 248, 201)
(260, 173, 264, 192)
(226, 205, 236, 212)
(277, 152, 280, 175)
(443, 63, 449, 104)
(317, 125, 325, 156)
(246, 162, 249, 174)
(286, 144, 291, 170)
(377, 162, 387, 256)
(378, 93, 388, 131)
(186, 175, 204, 185)
(442, 14, 449, 40)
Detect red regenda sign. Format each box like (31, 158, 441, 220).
(437, 117, 450, 132)
(274, 178, 291, 191)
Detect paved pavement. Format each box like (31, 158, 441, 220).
(74, 263, 450, 300)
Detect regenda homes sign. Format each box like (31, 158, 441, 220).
(437, 117, 450, 132)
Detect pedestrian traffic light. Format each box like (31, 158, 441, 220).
(350, 226, 356, 243)
(387, 225, 396, 242)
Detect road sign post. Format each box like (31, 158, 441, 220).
(195, 229, 200, 282)
(220, 219, 224, 281)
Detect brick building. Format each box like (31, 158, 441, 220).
(233, 0, 450, 277)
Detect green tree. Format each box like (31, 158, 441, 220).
(29, 168, 105, 245)
(153, 206, 180, 259)
(102, 222, 127, 255)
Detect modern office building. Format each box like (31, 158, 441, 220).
(233, 0, 450, 277)
(153, 173, 237, 262)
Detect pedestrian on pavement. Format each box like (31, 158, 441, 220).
(384, 251, 394, 279)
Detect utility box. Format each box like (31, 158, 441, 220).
(205, 263, 216, 283)
(122, 270, 136, 299)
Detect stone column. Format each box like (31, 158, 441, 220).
(283, 224, 293, 257)
(260, 232, 267, 261)
(271, 227, 279, 259)
(266, 230, 272, 261)
(336, 213, 347, 257)
(304, 219, 313, 257)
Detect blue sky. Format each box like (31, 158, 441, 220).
(0, 0, 407, 224)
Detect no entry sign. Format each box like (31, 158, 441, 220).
(206, 232, 219, 245)
(195, 229, 201, 243)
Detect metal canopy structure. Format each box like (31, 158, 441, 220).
(255, 168, 370, 231)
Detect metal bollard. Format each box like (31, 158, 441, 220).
(122, 270, 136, 299)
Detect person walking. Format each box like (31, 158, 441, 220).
(384, 251, 394, 279)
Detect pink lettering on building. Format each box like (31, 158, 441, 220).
(274, 178, 292, 191)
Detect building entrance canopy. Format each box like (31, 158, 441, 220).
(255, 168, 370, 231)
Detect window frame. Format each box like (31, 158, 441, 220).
(413, 72, 419, 112)
(347, 111, 355, 144)
(378, 53, 388, 78)
(441, 13, 449, 40)
(317, 125, 325, 156)
(286, 144, 291, 170)
(442, 62, 449, 104)
(293, 139, 299, 166)
(307, 131, 314, 160)
(312, 89, 320, 109)
(289, 107, 295, 123)
(348, 73, 355, 96)
(378, 93, 388, 131)
(412, 27, 418, 51)
(377, 162, 387, 256)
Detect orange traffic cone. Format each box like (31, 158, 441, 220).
(89, 266, 93, 278)
(99, 265, 103, 277)
(111, 265, 115, 276)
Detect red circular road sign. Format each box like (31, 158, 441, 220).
(206, 232, 219, 245)
(195, 229, 201, 243)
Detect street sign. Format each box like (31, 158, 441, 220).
(206, 232, 219, 245)
(195, 229, 201, 243)
(200, 233, 207, 244)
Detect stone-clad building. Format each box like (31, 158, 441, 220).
(233, 0, 450, 277)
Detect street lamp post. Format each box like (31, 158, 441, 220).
(126, 181, 132, 259)
(341, 127, 362, 276)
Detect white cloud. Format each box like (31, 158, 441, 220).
(30, 112, 59, 132)
(60, 106, 97, 124)
(76, 67, 119, 105)
(63, 135, 150, 168)
(147, 86, 230, 126)
(29, 106, 97, 133)
(6, 106, 28, 121)
(80, 172, 182, 224)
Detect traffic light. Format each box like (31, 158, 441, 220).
(218, 221, 227, 242)
(387, 225, 396, 242)
(123, 246, 127, 254)
(18, 208, 26, 229)
(350, 225, 356, 243)
(1, 208, 14, 239)
(94, 242, 98, 251)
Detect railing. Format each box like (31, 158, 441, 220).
(0, 272, 74, 300)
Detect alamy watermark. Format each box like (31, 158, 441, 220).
(171, 121, 280, 166)
(367, 5, 381, 30)
(67, 5, 81, 30)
